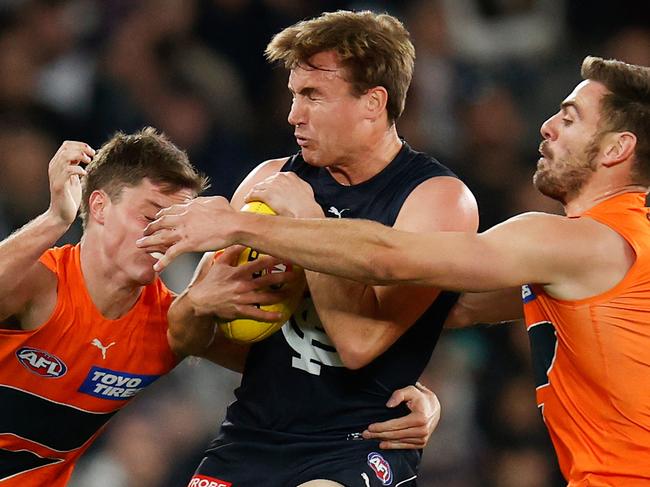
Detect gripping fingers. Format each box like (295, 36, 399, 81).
(251, 271, 294, 290)
(143, 214, 183, 236)
(231, 305, 282, 322)
(51, 142, 95, 167)
(236, 255, 281, 276)
(378, 439, 426, 450)
(152, 244, 183, 272)
(67, 165, 87, 178)
(137, 229, 178, 252)
(364, 424, 428, 439)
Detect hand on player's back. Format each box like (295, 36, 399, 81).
(363, 382, 441, 450)
(245, 172, 324, 218)
(47, 141, 94, 226)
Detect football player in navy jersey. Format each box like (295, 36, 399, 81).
(142, 10, 477, 487)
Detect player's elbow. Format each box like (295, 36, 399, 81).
(166, 328, 189, 358)
(336, 342, 378, 370)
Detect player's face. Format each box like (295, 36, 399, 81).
(534, 80, 609, 204)
(287, 51, 369, 167)
(102, 179, 194, 285)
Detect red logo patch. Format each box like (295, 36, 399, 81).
(367, 452, 393, 485)
(187, 474, 232, 487)
(16, 347, 67, 378)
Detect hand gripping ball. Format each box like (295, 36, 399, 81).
(218, 201, 305, 343)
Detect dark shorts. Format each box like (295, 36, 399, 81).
(186, 435, 420, 487)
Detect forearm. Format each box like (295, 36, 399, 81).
(233, 215, 405, 285)
(445, 288, 524, 328)
(306, 271, 387, 369)
(306, 271, 437, 369)
(198, 328, 249, 373)
(0, 210, 70, 289)
(167, 289, 217, 358)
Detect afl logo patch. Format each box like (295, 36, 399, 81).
(522, 284, 537, 303)
(367, 452, 393, 485)
(16, 347, 68, 378)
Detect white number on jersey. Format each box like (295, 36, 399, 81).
(282, 298, 344, 376)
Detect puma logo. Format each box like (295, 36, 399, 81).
(328, 206, 350, 218)
(91, 338, 116, 360)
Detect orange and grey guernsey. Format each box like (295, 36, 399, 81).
(0, 244, 177, 486)
(523, 192, 650, 486)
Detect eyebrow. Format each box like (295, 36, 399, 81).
(560, 101, 581, 118)
(288, 85, 320, 98)
(145, 199, 165, 210)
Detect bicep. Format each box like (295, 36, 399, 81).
(369, 178, 479, 328)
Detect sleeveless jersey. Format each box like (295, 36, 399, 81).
(523, 192, 650, 486)
(0, 244, 177, 486)
(221, 142, 458, 441)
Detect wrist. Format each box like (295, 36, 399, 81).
(230, 212, 257, 246)
(42, 209, 74, 234)
(185, 285, 211, 317)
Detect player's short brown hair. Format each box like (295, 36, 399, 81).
(582, 56, 650, 183)
(265, 10, 415, 124)
(80, 127, 208, 228)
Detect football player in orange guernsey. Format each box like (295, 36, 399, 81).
(0, 128, 440, 486)
(142, 57, 650, 486)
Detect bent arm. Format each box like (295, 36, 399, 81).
(0, 141, 93, 321)
(304, 177, 478, 368)
(168, 271, 250, 373)
(0, 212, 70, 321)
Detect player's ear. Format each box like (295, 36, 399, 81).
(602, 131, 636, 168)
(88, 190, 108, 225)
(365, 86, 388, 120)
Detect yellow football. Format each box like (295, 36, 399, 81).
(218, 202, 305, 343)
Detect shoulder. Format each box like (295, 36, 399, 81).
(239, 157, 290, 188)
(396, 176, 478, 232)
(493, 211, 622, 245)
(231, 157, 290, 209)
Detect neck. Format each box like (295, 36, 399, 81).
(564, 183, 647, 217)
(79, 236, 143, 320)
(326, 125, 402, 185)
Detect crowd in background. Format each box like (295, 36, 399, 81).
(0, 0, 648, 485)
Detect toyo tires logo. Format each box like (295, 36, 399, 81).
(16, 347, 68, 378)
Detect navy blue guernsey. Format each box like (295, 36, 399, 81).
(218, 142, 459, 442)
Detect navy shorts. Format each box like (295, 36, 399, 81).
(186, 435, 420, 487)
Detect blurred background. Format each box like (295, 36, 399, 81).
(0, 0, 647, 485)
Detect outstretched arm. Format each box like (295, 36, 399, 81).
(139, 177, 629, 299)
